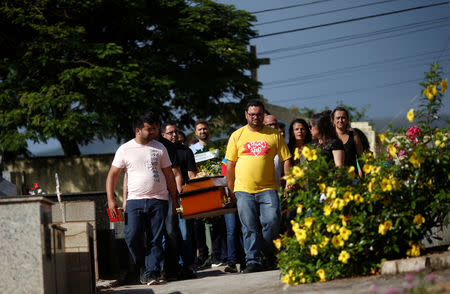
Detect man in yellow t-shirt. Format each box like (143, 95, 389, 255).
(225, 101, 291, 273)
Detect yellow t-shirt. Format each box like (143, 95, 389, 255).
(225, 125, 291, 193)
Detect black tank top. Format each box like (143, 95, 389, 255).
(343, 131, 357, 168)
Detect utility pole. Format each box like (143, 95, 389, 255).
(250, 45, 270, 88)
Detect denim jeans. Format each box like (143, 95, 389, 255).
(178, 216, 195, 266)
(124, 198, 168, 276)
(224, 212, 244, 265)
(164, 195, 184, 274)
(235, 190, 280, 265)
(211, 218, 227, 262)
(193, 220, 209, 263)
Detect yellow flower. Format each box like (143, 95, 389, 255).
(413, 214, 425, 226)
(316, 269, 326, 282)
(409, 152, 424, 168)
(339, 214, 349, 227)
(440, 79, 447, 94)
(310, 244, 319, 256)
(387, 144, 397, 158)
(285, 175, 296, 186)
(343, 191, 353, 204)
(281, 273, 291, 284)
(310, 149, 318, 161)
(381, 178, 393, 192)
(407, 108, 414, 123)
(338, 250, 351, 264)
(326, 186, 336, 199)
(323, 205, 332, 216)
(292, 166, 305, 178)
(327, 223, 340, 234)
(318, 183, 326, 193)
(389, 175, 401, 190)
(299, 273, 306, 284)
(331, 198, 345, 210)
(378, 133, 386, 143)
(368, 177, 376, 193)
(347, 166, 355, 180)
(304, 217, 315, 229)
(320, 236, 329, 248)
(294, 147, 301, 161)
(363, 164, 372, 174)
(435, 139, 445, 148)
(295, 228, 308, 244)
(378, 220, 393, 235)
(406, 244, 421, 257)
(339, 227, 352, 241)
(273, 238, 282, 250)
(296, 204, 304, 215)
(354, 193, 364, 205)
(332, 235, 344, 248)
(424, 84, 437, 100)
(371, 166, 381, 174)
(302, 146, 311, 159)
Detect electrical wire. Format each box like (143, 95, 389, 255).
(259, 17, 449, 56)
(255, 0, 399, 26)
(254, 1, 448, 39)
(250, 0, 333, 14)
(270, 22, 450, 61)
(263, 49, 450, 87)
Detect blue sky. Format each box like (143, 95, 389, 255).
(27, 0, 450, 155)
(219, 0, 449, 122)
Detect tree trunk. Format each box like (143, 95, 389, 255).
(58, 138, 81, 156)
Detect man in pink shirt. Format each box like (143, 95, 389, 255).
(106, 112, 178, 285)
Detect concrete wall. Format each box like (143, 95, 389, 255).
(4, 154, 125, 203)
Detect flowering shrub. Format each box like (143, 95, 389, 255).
(276, 63, 449, 285)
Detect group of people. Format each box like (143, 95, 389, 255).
(106, 101, 369, 286)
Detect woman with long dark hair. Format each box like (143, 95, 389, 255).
(287, 118, 312, 165)
(309, 111, 344, 167)
(331, 107, 364, 174)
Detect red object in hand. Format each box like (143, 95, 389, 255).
(107, 208, 123, 222)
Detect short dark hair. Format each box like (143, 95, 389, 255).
(133, 111, 160, 131)
(245, 100, 265, 112)
(161, 122, 177, 133)
(194, 119, 209, 129)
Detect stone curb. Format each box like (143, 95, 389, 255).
(381, 250, 450, 275)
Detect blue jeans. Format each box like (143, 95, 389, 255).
(211, 218, 227, 262)
(224, 212, 244, 265)
(178, 216, 195, 266)
(124, 198, 168, 276)
(235, 190, 280, 265)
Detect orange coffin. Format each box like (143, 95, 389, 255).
(178, 176, 236, 219)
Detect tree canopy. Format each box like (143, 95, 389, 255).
(0, 0, 259, 157)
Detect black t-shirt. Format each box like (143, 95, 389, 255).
(175, 143, 197, 183)
(158, 135, 179, 168)
(317, 138, 344, 164)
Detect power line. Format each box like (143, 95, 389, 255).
(250, 0, 332, 14)
(259, 17, 449, 56)
(256, 0, 399, 26)
(270, 22, 450, 61)
(254, 1, 448, 39)
(272, 78, 422, 104)
(263, 49, 450, 87)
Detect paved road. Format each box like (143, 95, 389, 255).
(99, 266, 450, 294)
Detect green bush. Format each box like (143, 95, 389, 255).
(277, 63, 449, 285)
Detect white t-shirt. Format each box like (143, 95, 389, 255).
(112, 139, 172, 201)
